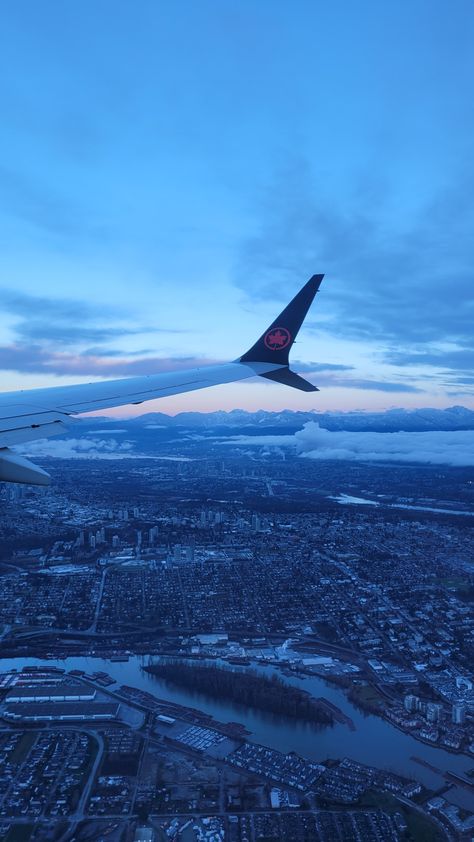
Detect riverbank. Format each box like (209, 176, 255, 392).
(1, 654, 473, 809)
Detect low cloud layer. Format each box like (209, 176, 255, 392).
(19, 437, 135, 459)
(223, 423, 474, 467)
(295, 423, 474, 466)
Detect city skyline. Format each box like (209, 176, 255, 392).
(0, 1, 473, 414)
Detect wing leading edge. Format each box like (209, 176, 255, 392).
(0, 274, 324, 484)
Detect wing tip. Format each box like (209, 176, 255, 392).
(240, 273, 324, 365)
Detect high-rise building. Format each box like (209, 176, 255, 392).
(452, 702, 466, 725)
(185, 545, 194, 563)
(426, 703, 443, 723)
(173, 544, 182, 563)
(404, 694, 419, 713)
(149, 526, 159, 544)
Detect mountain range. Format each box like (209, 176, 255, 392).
(89, 405, 474, 434)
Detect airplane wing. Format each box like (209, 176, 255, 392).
(0, 274, 324, 485)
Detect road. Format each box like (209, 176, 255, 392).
(76, 731, 104, 819)
(86, 566, 109, 634)
(4, 805, 453, 842)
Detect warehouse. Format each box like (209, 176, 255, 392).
(5, 684, 96, 703)
(3, 701, 119, 722)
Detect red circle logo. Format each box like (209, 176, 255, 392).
(264, 327, 291, 351)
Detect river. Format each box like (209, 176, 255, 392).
(2, 654, 473, 809)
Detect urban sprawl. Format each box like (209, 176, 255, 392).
(0, 431, 473, 842)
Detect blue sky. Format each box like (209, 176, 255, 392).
(0, 0, 473, 414)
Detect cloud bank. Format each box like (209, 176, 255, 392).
(294, 423, 474, 466)
(222, 423, 474, 467)
(19, 437, 135, 460)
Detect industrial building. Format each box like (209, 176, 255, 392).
(157, 714, 175, 726)
(3, 701, 119, 722)
(5, 684, 96, 703)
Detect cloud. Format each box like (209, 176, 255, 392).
(329, 378, 423, 393)
(292, 360, 354, 372)
(0, 345, 212, 377)
(0, 287, 136, 347)
(1, 288, 187, 344)
(264, 361, 421, 393)
(81, 347, 155, 357)
(0, 288, 192, 373)
(0, 165, 107, 241)
(290, 368, 423, 393)
(1, 289, 114, 322)
(14, 323, 146, 345)
(234, 159, 474, 350)
(19, 437, 135, 459)
(295, 422, 474, 466)
(218, 434, 294, 448)
(220, 422, 474, 466)
(386, 346, 474, 374)
(82, 428, 128, 434)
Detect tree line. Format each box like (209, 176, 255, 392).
(145, 660, 333, 724)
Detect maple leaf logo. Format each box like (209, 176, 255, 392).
(268, 331, 287, 346)
(264, 327, 291, 350)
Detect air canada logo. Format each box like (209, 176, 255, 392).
(264, 327, 291, 351)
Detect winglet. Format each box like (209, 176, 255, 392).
(260, 368, 319, 392)
(239, 274, 324, 366)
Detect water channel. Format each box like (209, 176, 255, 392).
(2, 655, 473, 810)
